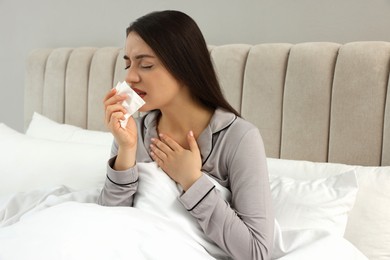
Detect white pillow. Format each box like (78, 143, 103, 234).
(270, 170, 358, 236)
(344, 166, 390, 260)
(0, 123, 109, 196)
(267, 158, 390, 260)
(26, 112, 113, 146)
(267, 157, 355, 180)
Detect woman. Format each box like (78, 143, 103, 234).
(98, 10, 274, 260)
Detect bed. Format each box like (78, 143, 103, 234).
(0, 42, 389, 259)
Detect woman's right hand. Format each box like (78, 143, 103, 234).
(104, 88, 138, 151)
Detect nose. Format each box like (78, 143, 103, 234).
(125, 66, 140, 85)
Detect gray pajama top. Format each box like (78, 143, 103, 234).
(98, 108, 274, 260)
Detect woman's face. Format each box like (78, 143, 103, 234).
(124, 31, 184, 112)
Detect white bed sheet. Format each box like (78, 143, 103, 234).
(0, 162, 367, 260)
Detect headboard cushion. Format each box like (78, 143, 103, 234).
(65, 47, 97, 129)
(279, 42, 340, 163)
(25, 42, 390, 166)
(241, 44, 291, 159)
(329, 42, 390, 166)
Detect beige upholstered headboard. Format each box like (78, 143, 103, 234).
(24, 42, 390, 166)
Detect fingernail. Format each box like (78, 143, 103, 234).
(189, 130, 194, 137)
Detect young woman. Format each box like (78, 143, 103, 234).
(98, 10, 274, 260)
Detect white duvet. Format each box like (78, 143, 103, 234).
(0, 162, 367, 260)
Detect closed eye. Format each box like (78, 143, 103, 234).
(141, 65, 153, 69)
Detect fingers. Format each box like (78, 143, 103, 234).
(104, 91, 127, 109)
(150, 132, 199, 164)
(150, 140, 168, 168)
(158, 134, 182, 151)
(105, 104, 127, 124)
(150, 144, 167, 164)
(149, 135, 177, 167)
(150, 136, 174, 154)
(187, 131, 200, 152)
(151, 132, 198, 153)
(103, 88, 128, 128)
(103, 88, 116, 103)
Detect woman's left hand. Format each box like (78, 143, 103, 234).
(150, 131, 202, 191)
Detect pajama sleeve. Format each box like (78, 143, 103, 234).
(179, 128, 274, 260)
(97, 141, 139, 206)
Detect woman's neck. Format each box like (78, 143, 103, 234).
(157, 103, 213, 147)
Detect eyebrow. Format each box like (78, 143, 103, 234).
(123, 54, 155, 60)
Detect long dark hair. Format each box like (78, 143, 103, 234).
(126, 10, 240, 117)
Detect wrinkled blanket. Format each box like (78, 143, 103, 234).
(0, 163, 367, 260)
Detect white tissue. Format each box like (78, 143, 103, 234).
(115, 81, 145, 128)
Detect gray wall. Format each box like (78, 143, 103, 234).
(1, 0, 390, 132)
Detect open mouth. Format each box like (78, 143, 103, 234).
(132, 88, 147, 98)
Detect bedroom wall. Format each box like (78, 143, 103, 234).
(1, 0, 390, 132)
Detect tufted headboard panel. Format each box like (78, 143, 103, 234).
(24, 42, 390, 166)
